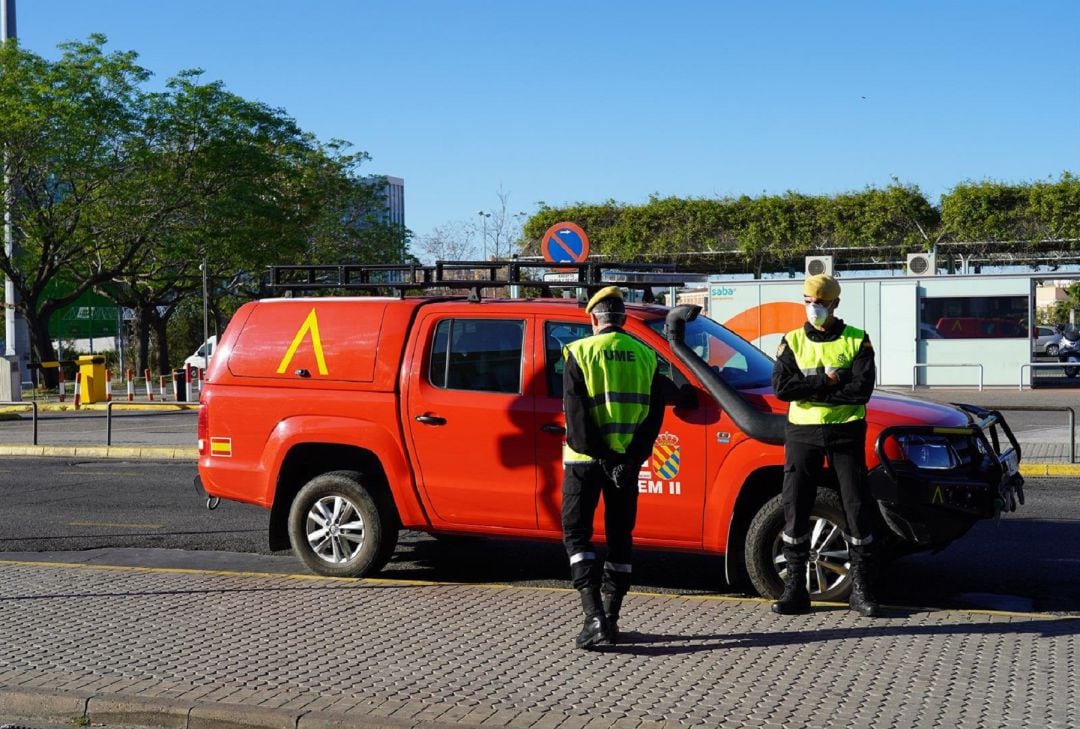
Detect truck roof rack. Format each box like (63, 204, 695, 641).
(265, 261, 692, 304)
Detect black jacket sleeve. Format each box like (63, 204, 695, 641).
(820, 335, 876, 405)
(623, 370, 667, 466)
(563, 350, 619, 461)
(771, 335, 833, 403)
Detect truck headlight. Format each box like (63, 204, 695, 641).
(896, 434, 960, 469)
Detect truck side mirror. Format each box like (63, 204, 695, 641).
(664, 381, 697, 409)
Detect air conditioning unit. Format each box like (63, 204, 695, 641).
(906, 252, 936, 276)
(804, 255, 833, 277)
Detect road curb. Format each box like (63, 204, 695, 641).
(0, 402, 199, 413)
(0, 687, 92, 724)
(1, 443, 1072, 472)
(0, 688, 490, 729)
(87, 694, 192, 729)
(0, 444, 1073, 472)
(1019, 462, 1080, 476)
(189, 702, 300, 729)
(0, 445, 196, 459)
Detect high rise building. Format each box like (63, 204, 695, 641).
(366, 175, 405, 228)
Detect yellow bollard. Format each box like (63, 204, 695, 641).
(77, 355, 107, 404)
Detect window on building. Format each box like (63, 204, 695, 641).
(920, 296, 1028, 339)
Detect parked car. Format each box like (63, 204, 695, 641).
(919, 322, 944, 339)
(184, 335, 217, 370)
(196, 263, 1025, 601)
(1034, 326, 1061, 356)
(935, 316, 1026, 339)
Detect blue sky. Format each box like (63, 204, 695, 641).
(16, 1, 1080, 248)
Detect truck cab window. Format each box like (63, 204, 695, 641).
(429, 319, 525, 394)
(544, 320, 684, 398)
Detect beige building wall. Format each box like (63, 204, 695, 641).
(676, 289, 709, 314)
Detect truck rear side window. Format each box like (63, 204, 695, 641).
(429, 319, 525, 394)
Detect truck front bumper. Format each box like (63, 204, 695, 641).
(868, 405, 1024, 549)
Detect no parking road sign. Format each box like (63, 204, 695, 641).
(542, 222, 591, 266)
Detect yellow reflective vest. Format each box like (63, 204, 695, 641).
(785, 324, 866, 425)
(563, 331, 658, 463)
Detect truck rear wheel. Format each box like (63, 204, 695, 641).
(287, 470, 398, 578)
(744, 489, 852, 601)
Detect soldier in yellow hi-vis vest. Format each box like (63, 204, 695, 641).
(562, 286, 665, 650)
(771, 274, 880, 618)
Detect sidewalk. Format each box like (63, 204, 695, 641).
(0, 559, 1076, 729)
(0, 402, 198, 460)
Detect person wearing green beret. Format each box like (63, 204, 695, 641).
(561, 286, 666, 649)
(771, 274, 881, 618)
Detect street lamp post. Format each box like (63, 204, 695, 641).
(476, 210, 491, 260)
(199, 259, 209, 367)
(2, 0, 27, 401)
(512, 211, 528, 257)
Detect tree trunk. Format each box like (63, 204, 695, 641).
(25, 311, 59, 388)
(136, 306, 152, 375)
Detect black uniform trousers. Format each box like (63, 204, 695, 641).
(562, 461, 639, 594)
(782, 419, 875, 546)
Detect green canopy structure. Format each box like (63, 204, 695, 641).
(44, 281, 119, 340)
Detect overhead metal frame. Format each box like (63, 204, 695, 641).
(265, 261, 685, 303)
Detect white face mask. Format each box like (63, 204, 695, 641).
(806, 302, 830, 327)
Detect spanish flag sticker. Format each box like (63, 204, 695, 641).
(210, 437, 233, 457)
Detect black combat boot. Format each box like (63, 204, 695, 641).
(849, 546, 881, 618)
(601, 591, 624, 644)
(771, 546, 811, 615)
(575, 587, 611, 649)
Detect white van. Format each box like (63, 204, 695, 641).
(184, 335, 217, 370)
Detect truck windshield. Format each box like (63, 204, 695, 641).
(647, 315, 774, 389)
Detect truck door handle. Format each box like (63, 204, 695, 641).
(415, 414, 447, 426)
(541, 424, 566, 435)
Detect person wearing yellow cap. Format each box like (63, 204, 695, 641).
(561, 285, 665, 649)
(771, 274, 880, 618)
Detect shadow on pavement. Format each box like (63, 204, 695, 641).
(607, 616, 1080, 656)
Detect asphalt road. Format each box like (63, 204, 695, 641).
(0, 409, 198, 448)
(0, 457, 1076, 614)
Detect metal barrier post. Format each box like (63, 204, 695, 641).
(912, 363, 985, 391)
(982, 404, 1076, 464)
(1015, 361, 1080, 390)
(0, 400, 38, 445)
(106, 400, 196, 446)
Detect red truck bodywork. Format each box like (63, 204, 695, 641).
(197, 295, 1023, 597)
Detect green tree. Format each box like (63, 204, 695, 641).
(1024, 173, 1080, 248)
(825, 183, 940, 254)
(107, 71, 326, 373)
(0, 35, 150, 368)
(735, 193, 822, 278)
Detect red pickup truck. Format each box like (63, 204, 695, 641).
(196, 263, 1025, 600)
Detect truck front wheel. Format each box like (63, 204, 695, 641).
(744, 489, 852, 601)
(287, 471, 398, 578)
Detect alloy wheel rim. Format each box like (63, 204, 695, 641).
(306, 495, 366, 564)
(773, 515, 851, 596)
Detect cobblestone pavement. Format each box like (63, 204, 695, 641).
(1, 561, 1076, 729)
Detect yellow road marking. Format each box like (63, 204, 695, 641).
(0, 558, 1074, 620)
(66, 521, 162, 529)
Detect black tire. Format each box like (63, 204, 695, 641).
(287, 470, 398, 578)
(1046, 344, 1060, 357)
(1065, 356, 1080, 378)
(744, 489, 852, 601)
